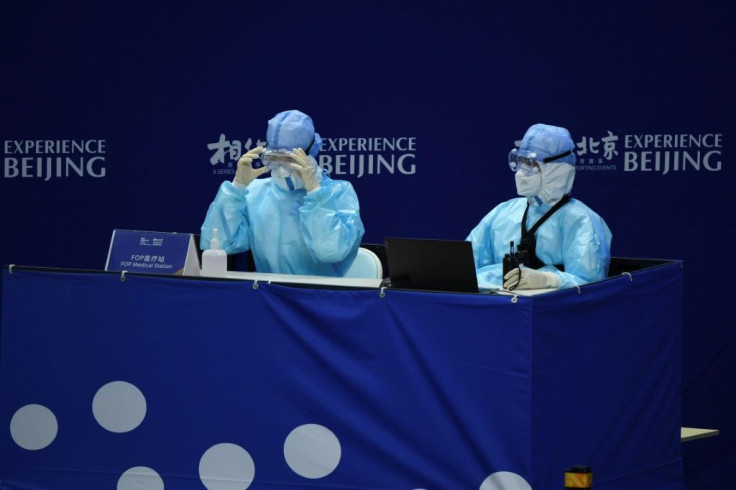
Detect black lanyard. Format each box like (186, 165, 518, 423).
(518, 194, 572, 269)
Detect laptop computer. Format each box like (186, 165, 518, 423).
(384, 237, 479, 293)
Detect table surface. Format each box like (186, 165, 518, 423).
(226, 270, 383, 288)
(224, 270, 558, 295)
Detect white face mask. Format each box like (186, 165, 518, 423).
(537, 163, 575, 204)
(270, 154, 319, 191)
(271, 165, 294, 179)
(515, 171, 542, 197)
(272, 166, 305, 191)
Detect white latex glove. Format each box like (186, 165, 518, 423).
(503, 267, 561, 290)
(234, 146, 269, 187)
(287, 148, 320, 193)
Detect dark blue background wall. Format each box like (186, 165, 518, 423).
(2, 1, 733, 487)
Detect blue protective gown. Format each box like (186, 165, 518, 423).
(467, 197, 612, 289)
(200, 174, 364, 276)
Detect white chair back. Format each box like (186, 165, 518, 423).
(344, 247, 383, 279)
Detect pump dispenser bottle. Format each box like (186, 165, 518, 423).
(201, 228, 227, 278)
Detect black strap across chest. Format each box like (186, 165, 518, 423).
(521, 194, 572, 238)
(518, 194, 572, 269)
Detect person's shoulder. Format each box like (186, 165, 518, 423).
(242, 177, 272, 196)
(477, 197, 525, 222)
(494, 197, 527, 212)
(323, 175, 355, 191)
(567, 198, 602, 217)
(565, 198, 610, 229)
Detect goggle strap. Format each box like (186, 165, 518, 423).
(304, 137, 315, 156)
(266, 136, 315, 157)
(542, 149, 573, 163)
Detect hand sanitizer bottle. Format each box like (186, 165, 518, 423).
(201, 228, 227, 278)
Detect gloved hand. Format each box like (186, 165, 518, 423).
(234, 146, 269, 187)
(287, 148, 320, 193)
(503, 267, 561, 290)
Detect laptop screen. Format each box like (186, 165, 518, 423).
(384, 237, 479, 293)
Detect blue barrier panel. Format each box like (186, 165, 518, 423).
(0, 265, 682, 489)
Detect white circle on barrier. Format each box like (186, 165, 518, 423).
(283, 423, 341, 479)
(92, 381, 147, 433)
(199, 443, 255, 490)
(117, 466, 164, 490)
(10, 404, 58, 450)
(479, 471, 532, 490)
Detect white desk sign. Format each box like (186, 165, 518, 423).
(105, 230, 200, 276)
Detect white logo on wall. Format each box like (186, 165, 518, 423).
(207, 135, 266, 176)
(207, 134, 417, 177)
(3, 139, 107, 180)
(572, 131, 722, 174)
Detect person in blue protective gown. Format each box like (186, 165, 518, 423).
(467, 123, 612, 290)
(200, 109, 365, 276)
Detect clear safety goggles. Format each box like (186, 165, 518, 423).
(260, 149, 296, 169)
(508, 149, 541, 174)
(261, 137, 315, 168)
(508, 148, 574, 173)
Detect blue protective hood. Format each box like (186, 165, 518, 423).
(518, 123, 577, 166)
(266, 110, 323, 158)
